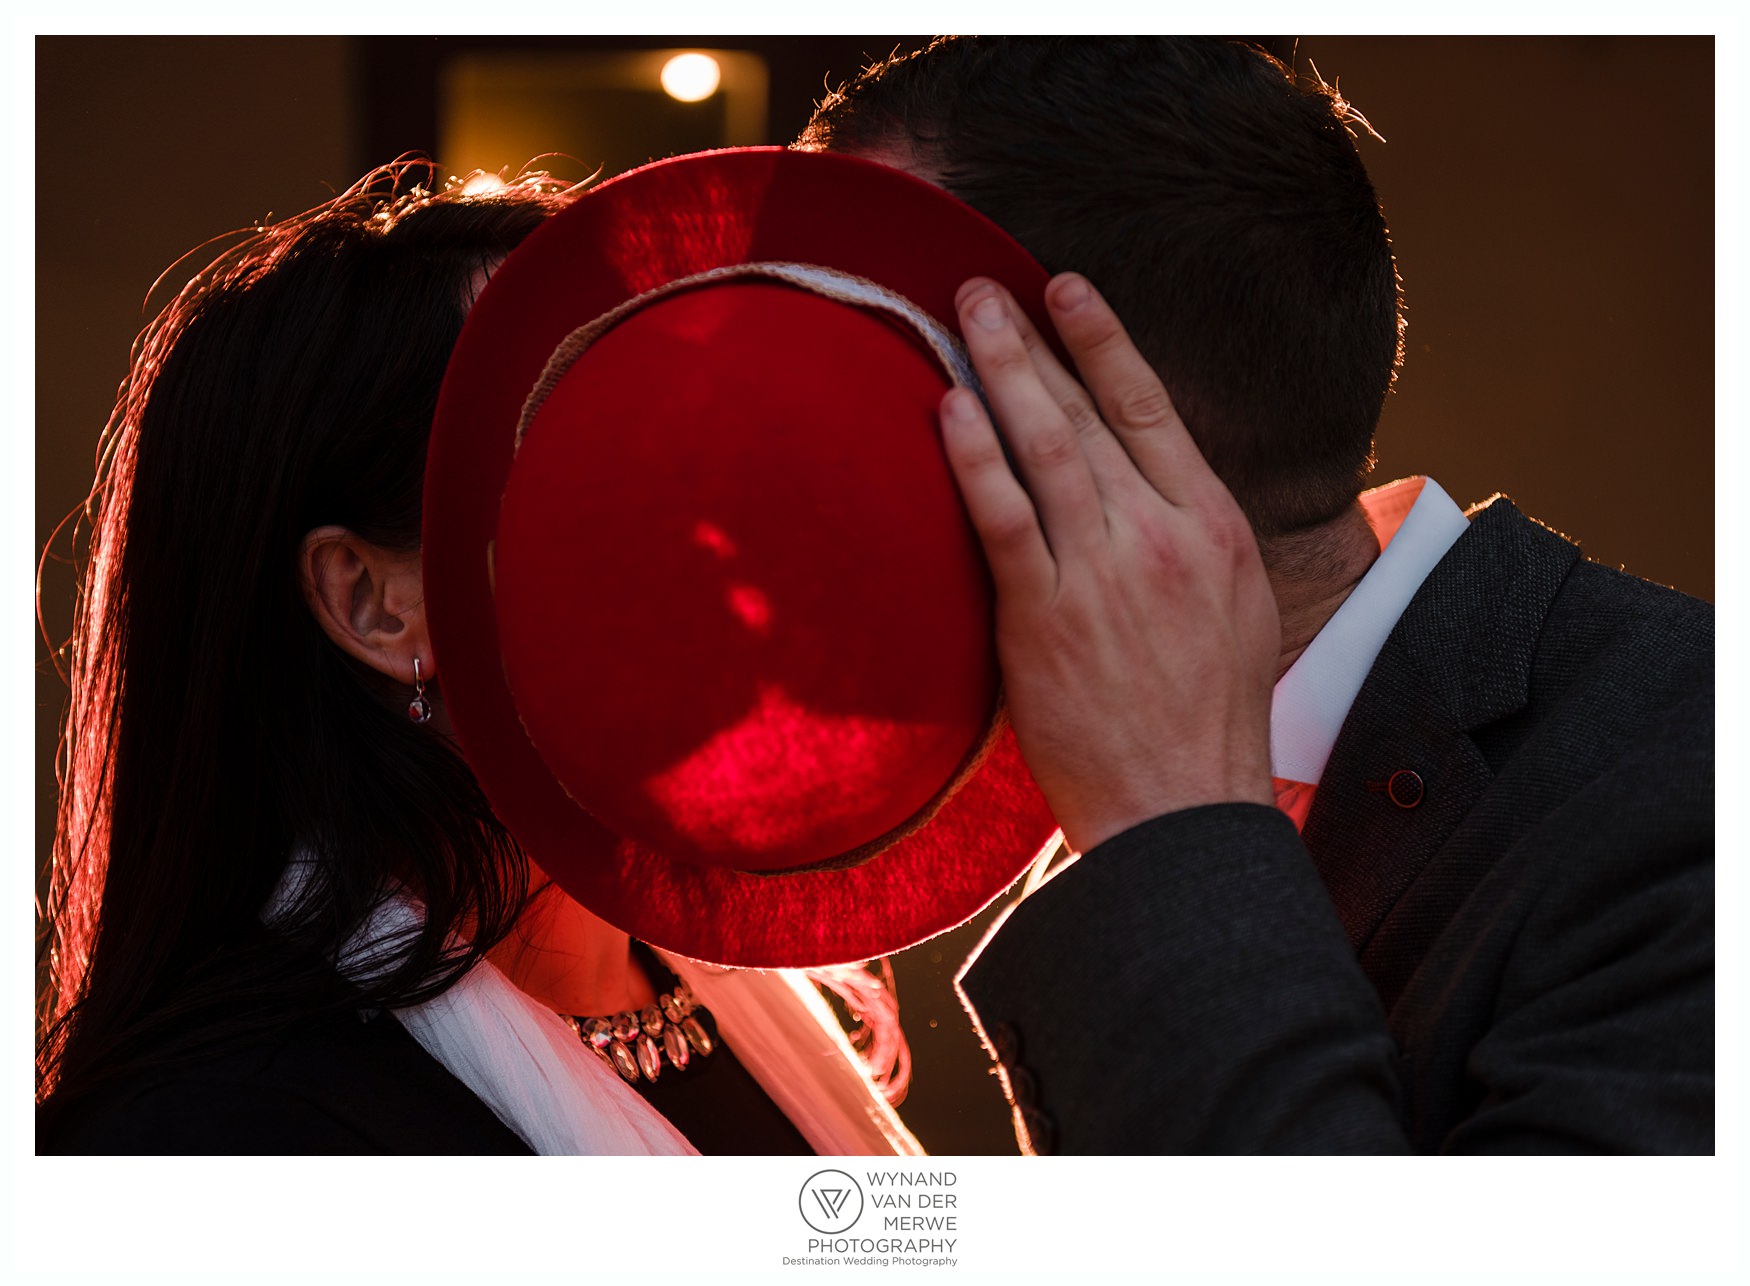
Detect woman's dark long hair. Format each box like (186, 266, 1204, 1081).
(37, 161, 573, 1129)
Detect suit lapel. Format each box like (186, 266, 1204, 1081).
(1300, 497, 1583, 958)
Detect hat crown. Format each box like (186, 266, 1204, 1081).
(493, 269, 999, 873)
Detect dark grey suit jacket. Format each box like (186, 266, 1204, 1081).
(961, 497, 1714, 1153)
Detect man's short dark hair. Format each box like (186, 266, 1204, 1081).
(799, 36, 1403, 538)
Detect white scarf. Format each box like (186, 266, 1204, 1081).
(267, 865, 921, 1155)
(661, 952, 923, 1156)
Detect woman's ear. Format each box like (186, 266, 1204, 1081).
(298, 526, 432, 684)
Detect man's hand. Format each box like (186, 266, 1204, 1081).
(943, 273, 1280, 853)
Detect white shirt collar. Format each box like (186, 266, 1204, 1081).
(1270, 476, 1470, 786)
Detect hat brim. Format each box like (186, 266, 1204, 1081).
(424, 147, 1062, 967)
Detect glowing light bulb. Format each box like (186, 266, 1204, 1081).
(460, 172, 507, 196)
(661, 53, 721, 103)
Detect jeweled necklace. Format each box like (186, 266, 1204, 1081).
(565, 978, 715, 1085)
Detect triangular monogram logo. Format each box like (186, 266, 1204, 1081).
(813, 1188, 850, 1220)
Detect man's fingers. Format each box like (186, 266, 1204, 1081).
(1045, 273, 1215, 504)
(959, 279, 1145, 499)
(939, 387, 1056, 603)
(956, 283, 1109, 562)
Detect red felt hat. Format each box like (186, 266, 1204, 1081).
(424, 147, 1062, 968)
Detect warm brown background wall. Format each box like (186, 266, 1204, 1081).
(34, 35, 1714, 1153)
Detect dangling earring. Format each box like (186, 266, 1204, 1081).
(408, 657, 433, 724)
